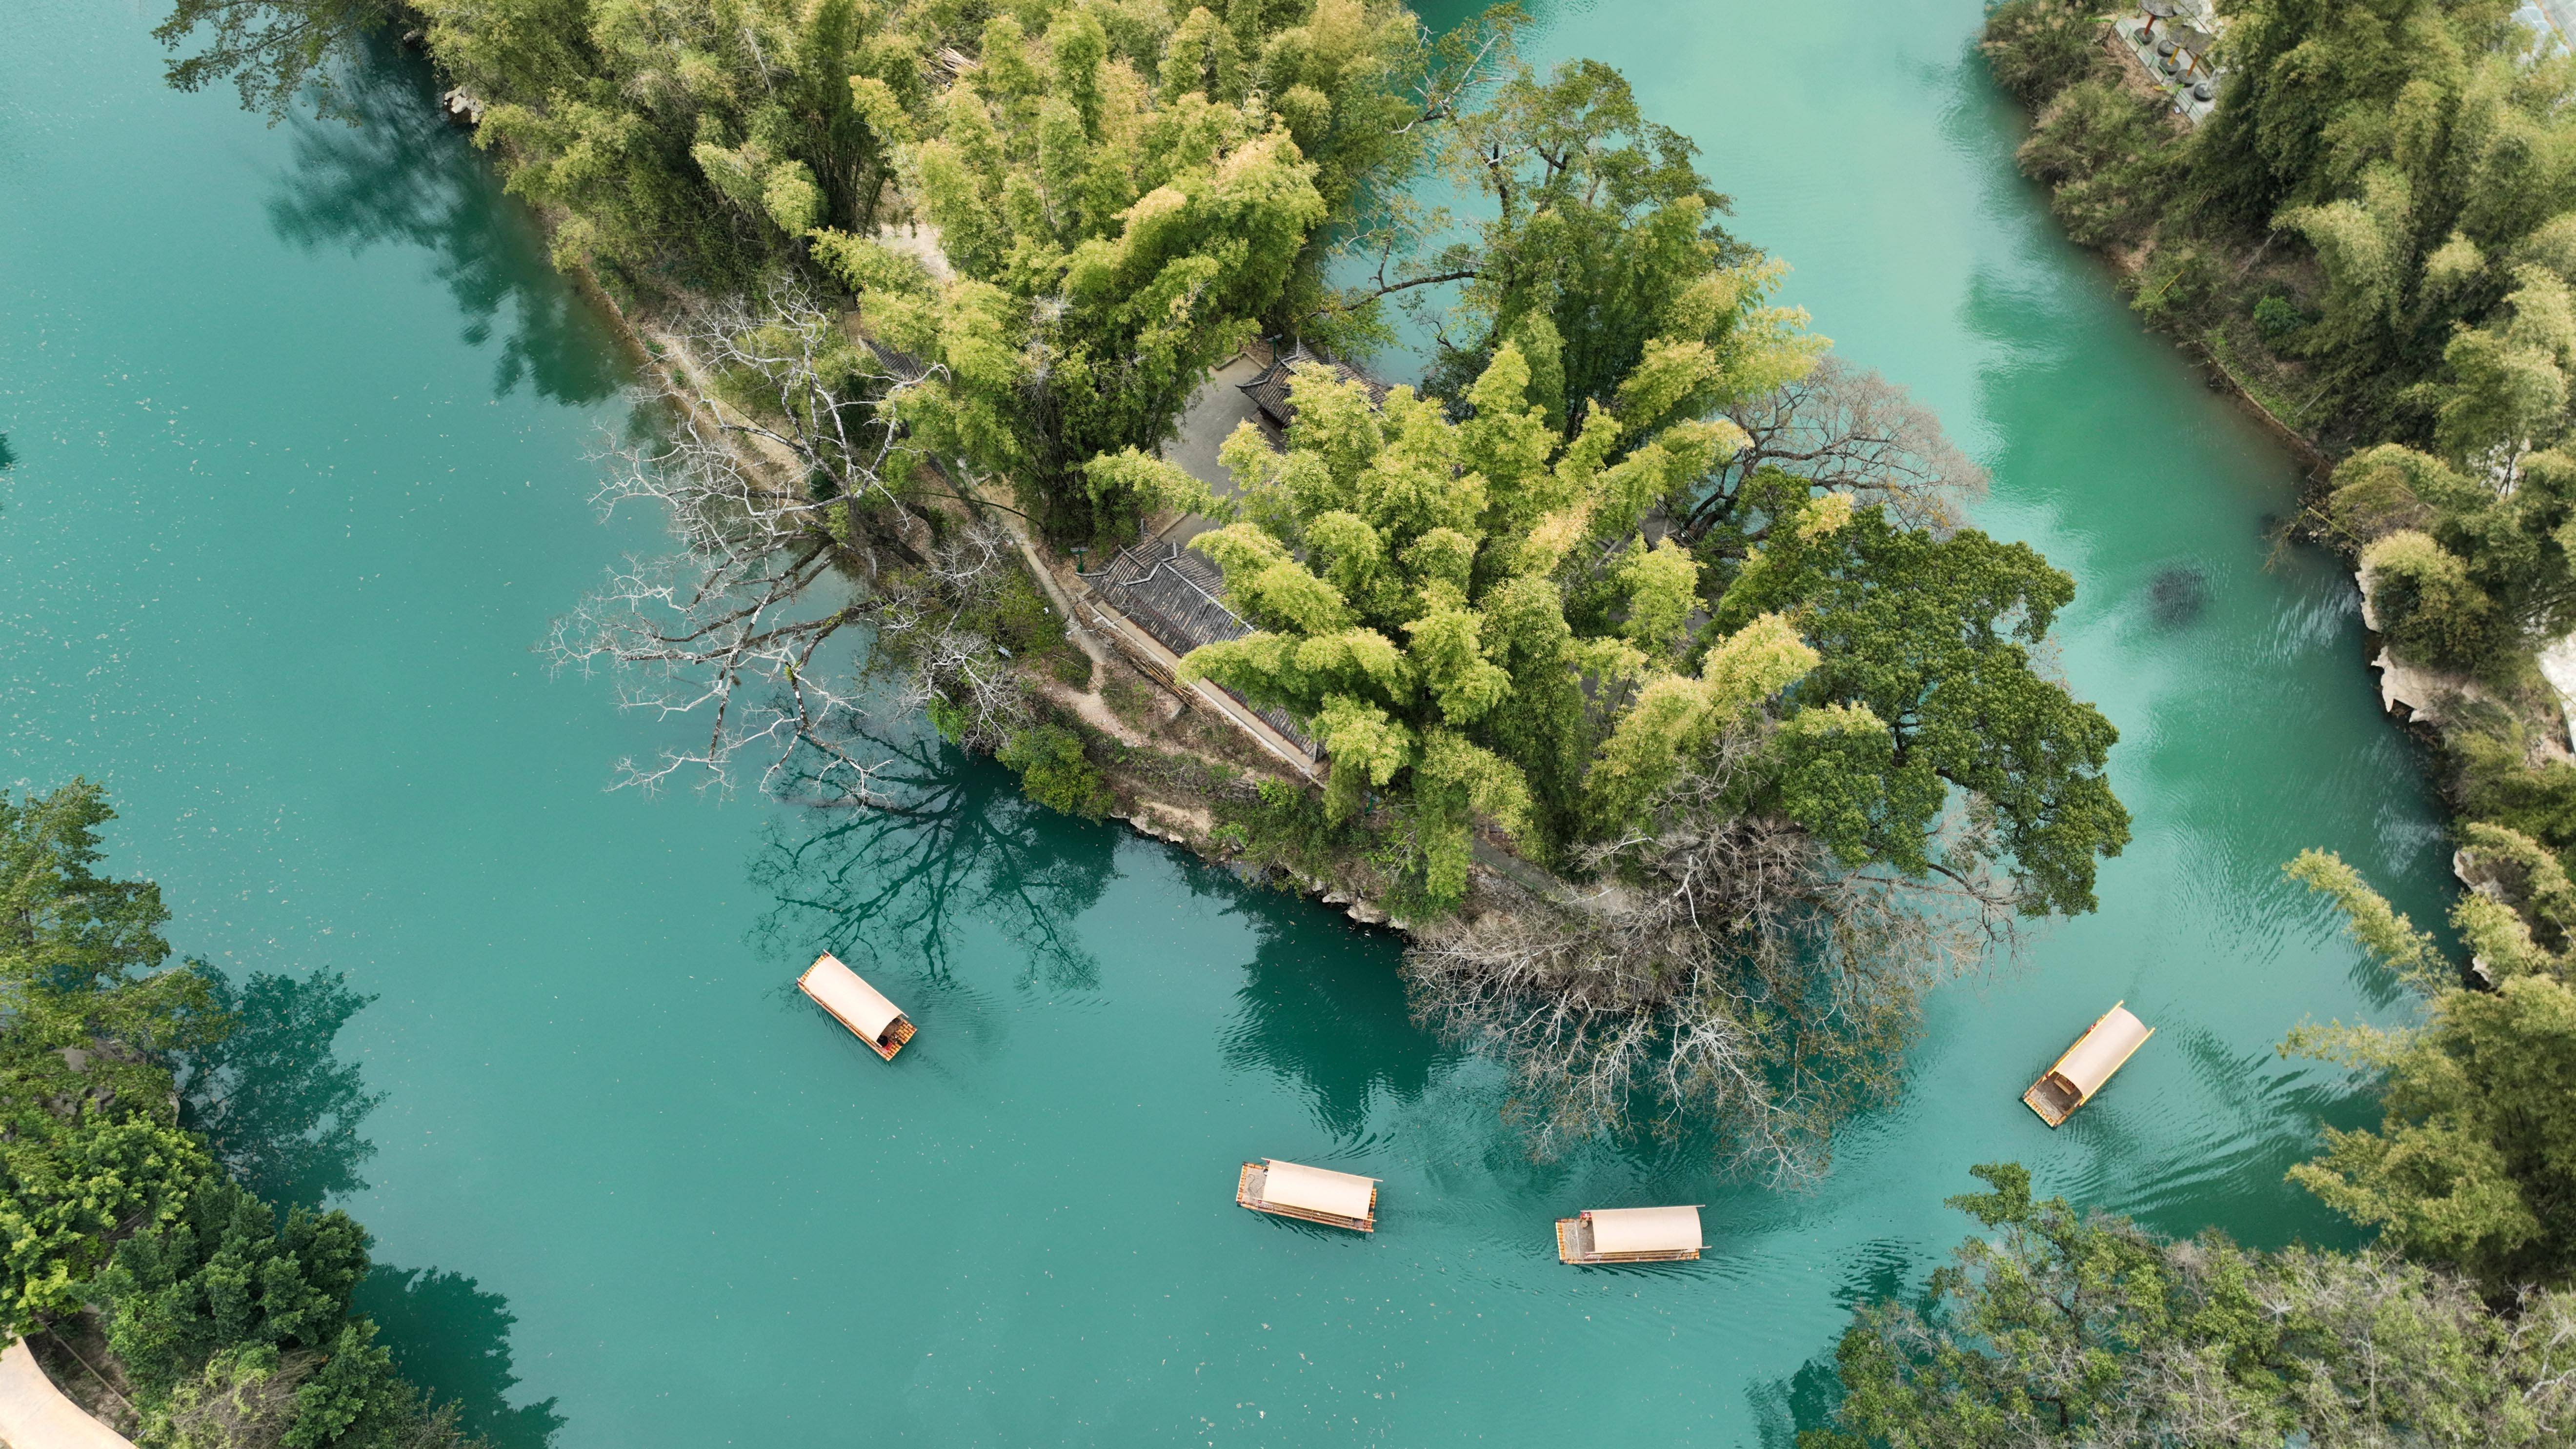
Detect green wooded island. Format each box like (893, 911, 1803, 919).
(1, 0, 2571, 1444)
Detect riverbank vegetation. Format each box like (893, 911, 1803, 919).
(1803, 1162, 2576, 1446)
(1983, 1, 2576, 879)
(147, 1, 2131, 1183)
(1800, 828, 2576, 1442)
(1775, 10, 2576, 1439)
(0, 782, 489, 1448)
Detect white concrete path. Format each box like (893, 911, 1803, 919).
(0, 1340, 133, 1449)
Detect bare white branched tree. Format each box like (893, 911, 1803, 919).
(1685, 354, 1989, 542)
(863, 522, 1038, 754)
(544, 283, 1023, 801)
(1403, 734, 2017, 1187)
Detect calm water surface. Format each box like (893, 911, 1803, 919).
(0, 0, 2456, 1442)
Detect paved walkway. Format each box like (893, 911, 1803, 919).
(1157, 351, 1268, 536)
(0, 1340, 134, 1449)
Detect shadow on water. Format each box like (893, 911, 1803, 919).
(180, 968, 564, 1443)
(747, 724, 1451, 1131)
(2118, 1026, 2380, 1252)
(748, 730, 1118, 993)
(180, 966, 385, 1210)
(1747, 1240, 1924, 1447)
(263, 41, 624, 405)
(1214, 886, 1449, 1139)
(354, 1267, 566, 1449)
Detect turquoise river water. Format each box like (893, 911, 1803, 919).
(0, 0, 2461, 1443)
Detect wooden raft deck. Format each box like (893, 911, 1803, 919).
(1236, 1162, 1377, 1232)
(2022, 1001, 2153, 1127)
(871, 1015, 917, 1062)
(1554, 1215, 1701, 1265)
(2022, 1072, 2081, 1127)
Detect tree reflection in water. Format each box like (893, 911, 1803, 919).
(180, 967, 561, 1442)
(750, 729, 1116, 991)
(754, 724, 1448, 1133)
(263, 41, 623, 406)
(181, 966, 385, 1209)
(355, 1267, 566, 1449)
(1217, 896, 1448, 1138)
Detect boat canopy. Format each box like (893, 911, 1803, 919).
(1260, 1160, 1376, 1220)
(801, 953, 904, 1041)
(1589, 1206, 1704, 1255)
(2055, 1006, 2152, 1100)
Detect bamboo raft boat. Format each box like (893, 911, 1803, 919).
(1556, 1205, 1705, 1264)
(1236, 1158, 1378, 1232)
(797, 952, 916, 1061)
(2023, 1001, 2153, 1126)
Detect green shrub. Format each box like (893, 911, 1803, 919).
(1102, 674, 1162, 730)
(2016, 80, 2178, 247)
(1047, 648, 1095, 688)
(2453, 712, 2576, 865)
(999, 724, 1113, 820)
(2365, 530, 2497, 671)
(1980, 0, 2110, 104)
(1213, 779, 1361, 877)
(2253, 292, 2308, 343)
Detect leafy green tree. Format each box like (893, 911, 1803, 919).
(2362, 529, 2499, 668)
(1153, 341, 1796, 902)
(1976, 0, 2107, 105)
(464, 0, 924, 289)
(2285, 832, 2576, 1291)
(995, 723, 1114, 819)
(1804, 1162, 2576, 1448)
(154, 0, 400, 119)
(95, 1176, 373, 1402)
(0, 782, 472, 1445)
(2014, 80, 2179, 249)
(0, 783, 220, 1334)
(1709, 489, 2130, 917)
(98, 1175, 457, 1449)
(2328, 439, 2576, 672)
(1333, 56, 1808, 433)
(2193, 0, 2527, 233)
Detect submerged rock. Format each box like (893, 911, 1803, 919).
(2147, 565, 2210, 629)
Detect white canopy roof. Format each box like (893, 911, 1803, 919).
(2055, 1005, 2153, 1099)
(800, 952, 905, 1042)
(1260, 1160, 1376, 1220)
(1589, 1205, 1704, 1255)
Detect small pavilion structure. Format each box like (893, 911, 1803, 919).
(1556, 1205, 1705, 1264)
(2023, 1002, 2154, 1126)
(1237, 343, 1390, 443)
(797, 952, 916, 1061)
(1236, 1158, 1379, 1232)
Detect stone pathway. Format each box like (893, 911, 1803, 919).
(0, 1340, 133, 1449)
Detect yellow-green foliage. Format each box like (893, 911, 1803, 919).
(1174, 329, 1803, 904)
(804, 0, 1422, 541)
(2286, 833, 2576, 1289)
(2362, 529, 2495, 670)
